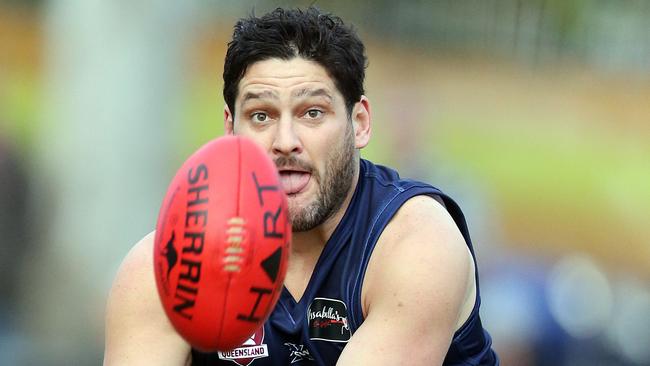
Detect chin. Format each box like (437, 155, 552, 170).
(287, 200, 307, 221)
(287, 202, 319, 232)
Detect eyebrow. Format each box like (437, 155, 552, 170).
(292, 88, 333, 101)
(241, 90, 279, 104)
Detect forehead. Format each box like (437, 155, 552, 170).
(237, 57, 339, 100)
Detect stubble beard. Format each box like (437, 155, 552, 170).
(289, 126, 356, 232)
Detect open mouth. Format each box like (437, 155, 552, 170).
(278, 169, 311, 196)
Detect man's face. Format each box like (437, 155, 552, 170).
(226, 57, 360, 232)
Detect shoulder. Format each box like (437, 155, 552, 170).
(104, 231, 191, 365)
(107, 232, 159, 314)
(385, 194, 454, 235)
(338, 195, 477, 364)
(373, 194, 470, 262)
(114, 231, 156, 286)
(362, 195, 476, 327)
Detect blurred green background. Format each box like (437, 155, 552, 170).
(1, 0, 648, 365)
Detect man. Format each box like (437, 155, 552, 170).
(104, 7, 498, 365)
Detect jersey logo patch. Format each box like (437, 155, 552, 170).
(284, 343, 314, 363)
(307, 297, 351, 342)
(217, 326, 269, 365)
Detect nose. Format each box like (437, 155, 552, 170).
(271, 117, 302, 156)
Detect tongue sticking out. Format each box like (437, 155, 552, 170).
(279, 172, 310, 195)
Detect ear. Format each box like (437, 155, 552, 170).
(224, 105, 235, 135)
(352, 96, 371, 149)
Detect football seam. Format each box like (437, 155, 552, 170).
(216, 137, 241, 348)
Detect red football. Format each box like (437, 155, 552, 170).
(153, 136, 291, 351)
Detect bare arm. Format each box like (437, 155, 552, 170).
(337, 196, 476, 365)
(104, 232, 192, 365)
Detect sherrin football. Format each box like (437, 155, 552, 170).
(153, 136, 291, 351)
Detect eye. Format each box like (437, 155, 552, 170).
(251, 112, 269, 123)
(304, 109, 323, 119)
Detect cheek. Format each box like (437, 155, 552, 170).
(235, 125, 274, 152)
(309, 130, 345, 171)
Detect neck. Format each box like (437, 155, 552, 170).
(291, 159, 360, 255)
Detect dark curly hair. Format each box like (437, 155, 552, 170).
(223, 7, 367, 118)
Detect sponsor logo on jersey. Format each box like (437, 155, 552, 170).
(284, 343, 314, 363)
(217, 326, 269, 365)
(307, 297, 351, 342)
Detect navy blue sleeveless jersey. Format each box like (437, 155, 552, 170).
(192, 159, 498, 366)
